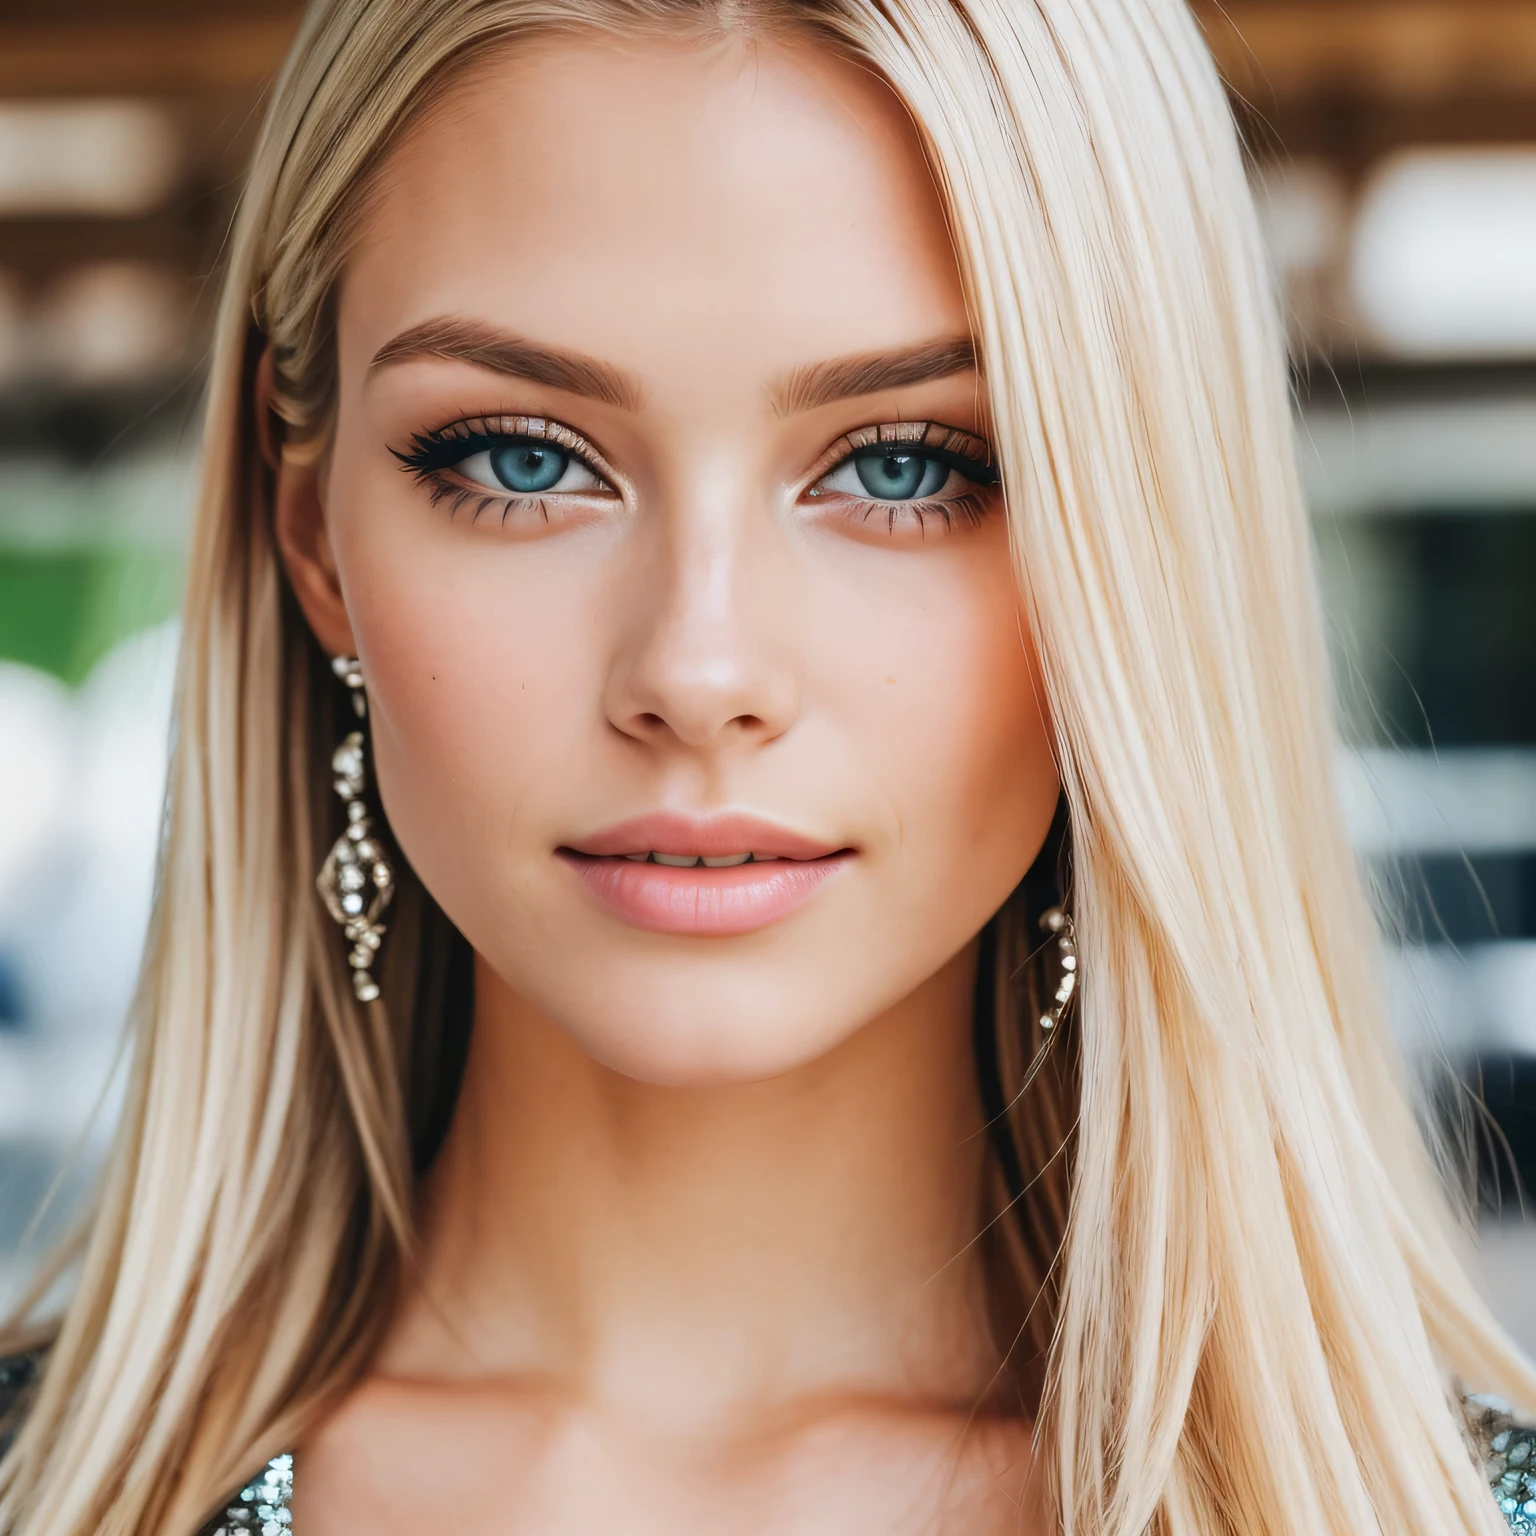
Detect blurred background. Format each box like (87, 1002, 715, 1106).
(0, 0, 1533, 1342)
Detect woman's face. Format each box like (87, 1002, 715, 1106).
(283, 31, 1059, 1085)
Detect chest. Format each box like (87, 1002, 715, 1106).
(211, 1401, 1038, 1536)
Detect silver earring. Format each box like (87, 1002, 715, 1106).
(316, 655, 395, 1003)
(1036, 905, 1078, 1033)
(1012, 905, 1077, 1100)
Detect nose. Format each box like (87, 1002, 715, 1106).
(603, 495, 800, 753)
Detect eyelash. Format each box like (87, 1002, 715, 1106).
(391, 416, 611, 525)
(391, 416, 1000, 534)
(804, 423, 999, 535)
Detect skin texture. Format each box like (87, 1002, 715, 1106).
(276, 29, 1059, 1535)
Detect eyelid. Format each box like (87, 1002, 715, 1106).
(799, 421, 997, 493)
(399, 413, 626, 495)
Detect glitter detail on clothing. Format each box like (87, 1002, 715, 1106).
(207, 1454, 294, 1535)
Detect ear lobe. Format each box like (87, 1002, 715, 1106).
(272, 446, 358, 659)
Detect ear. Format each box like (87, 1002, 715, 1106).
(274, 455, 357, 658)
(259, 350, 357, 658)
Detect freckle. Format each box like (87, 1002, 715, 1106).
(885, 677, 896, 685)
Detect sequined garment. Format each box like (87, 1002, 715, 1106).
(1470, 1397, 1536, 1534)
(207, 1454, 294, 1535)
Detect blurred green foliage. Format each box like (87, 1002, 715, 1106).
(0, 547, 182, 686)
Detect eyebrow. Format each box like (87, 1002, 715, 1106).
(772, 336, 979, 416)
(370, 318, 643, 411)
(370, 318, 979, 418)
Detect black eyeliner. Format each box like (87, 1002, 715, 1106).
(391, 424, 504, 477)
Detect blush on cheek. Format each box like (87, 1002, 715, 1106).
(331, 460, 589, 823)
(855, 552, 1048, 819)
(339, 609, 552, 925)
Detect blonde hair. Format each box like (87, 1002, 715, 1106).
(2, 1, 1531, 1532)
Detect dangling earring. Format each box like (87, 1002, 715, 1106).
(316, 655, 395, 1003)
(1012, 905, 1077, 1100)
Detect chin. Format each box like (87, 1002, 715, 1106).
(560, 995, 853, 1088)
(474, 900, 967, 1089)
(497, 951, 863, 1087)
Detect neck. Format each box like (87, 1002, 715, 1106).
(382, 941, 1006, 1429)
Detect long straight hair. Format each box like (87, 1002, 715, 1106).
(2, 2, 1531, 1532)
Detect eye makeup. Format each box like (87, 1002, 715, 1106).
(391, 412, 1000, 536)
(801, 421, 1000, 537)
(392, 414, 620, 526)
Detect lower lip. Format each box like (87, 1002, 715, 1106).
(558, 852, 851, 936)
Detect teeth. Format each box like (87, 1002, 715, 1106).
(619, 852, 773, 867)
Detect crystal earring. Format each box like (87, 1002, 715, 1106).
(1012, 905, 1078, 1100)
(316, 655, 395, 1003)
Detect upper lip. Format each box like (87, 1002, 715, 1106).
(563, 812, 845, 862)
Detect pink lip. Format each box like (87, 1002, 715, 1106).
(559, 812, 852, 936)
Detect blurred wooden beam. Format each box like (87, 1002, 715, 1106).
(1195, 0, 1536, 106)
(0, 16, 299, 98)
(4, 3, 1536, 108)
(0, 211, 226, 286)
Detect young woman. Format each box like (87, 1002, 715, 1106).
(1, 0, 1532, 1532)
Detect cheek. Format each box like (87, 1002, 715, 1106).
(321, 466, 597, 911)
(820, 538, 1055, 903)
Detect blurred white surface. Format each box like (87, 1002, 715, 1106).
(1303, 400, 1536, 519)
(0, 666, 72, 906)
(1341, 749, 1536, 856)
(0, 622, 177, 1156)
(35, 263, 190, 388)
(1389, 943, 1536, 1060)
(1480, 1223, 1536, 1360)
(0, 101, 180, 219)
(0, 454, 194, 548)
(1353, 149, 1536, 359)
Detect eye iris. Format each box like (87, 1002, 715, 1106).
(489, 442, 567, 494)
(853, 449, 945, 500)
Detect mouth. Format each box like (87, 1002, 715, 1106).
(604, 850, 784, 867)
(557, 813, 853, 936)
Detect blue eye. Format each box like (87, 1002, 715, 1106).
(851, 448, 951, 501)
(813, 440, 995, 506)
(448, 437, 606, 497)
(802, 429, 998, 534)
(489, 443, 568, 493)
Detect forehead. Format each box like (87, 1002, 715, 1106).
(341, 31, 969, 378)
